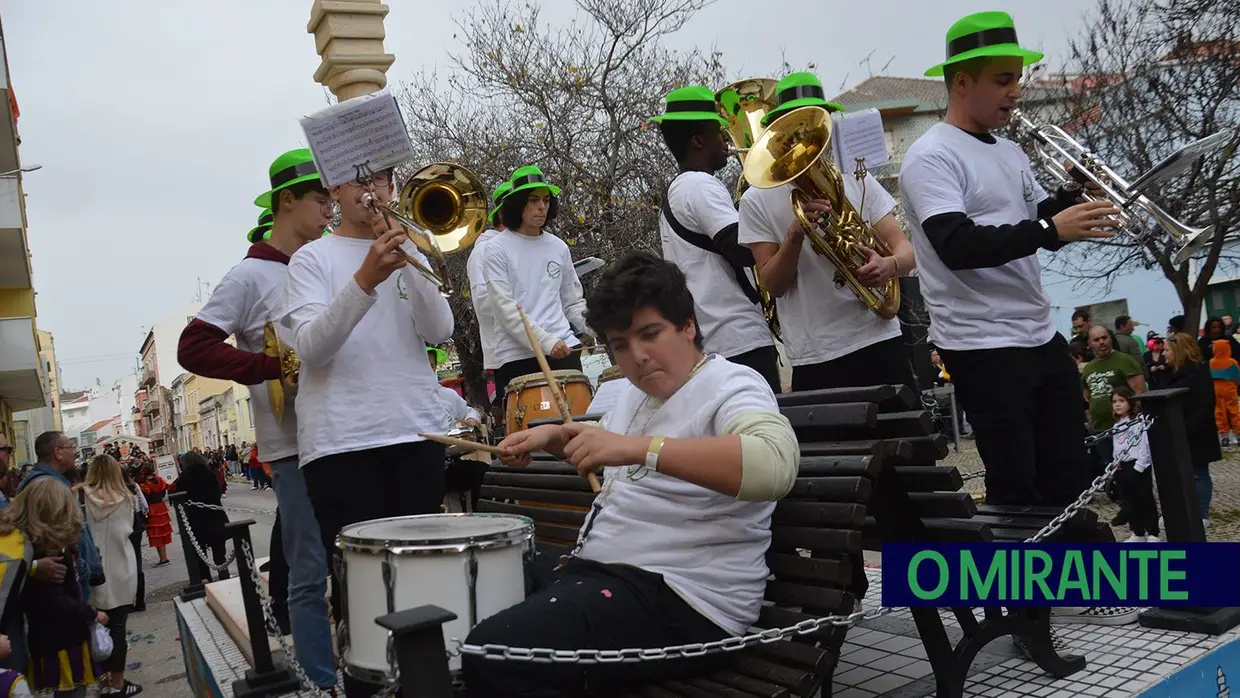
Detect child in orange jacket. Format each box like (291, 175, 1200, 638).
(1209, 339, 1240, 445)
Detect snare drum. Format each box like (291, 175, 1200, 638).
(337, 513, 534, 680)
(504, 369, 594, 433)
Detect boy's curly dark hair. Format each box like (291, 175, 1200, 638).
(585, 251, 702, 349)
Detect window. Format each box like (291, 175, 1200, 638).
(246, 398, 253, 425)
(884, 129, 895, 157)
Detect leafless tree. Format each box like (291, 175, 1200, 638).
(395, 0, 724, 404)
(1020, 0, 1240, 331)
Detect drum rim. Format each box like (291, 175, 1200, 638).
(505, 369, 592, 394)
(337, 513, 534, 555)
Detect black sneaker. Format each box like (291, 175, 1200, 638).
(1051, 606, 1140, 626)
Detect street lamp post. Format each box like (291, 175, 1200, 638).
(0, 164, 42, 178)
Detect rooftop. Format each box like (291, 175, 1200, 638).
(832, 76, 947, 113)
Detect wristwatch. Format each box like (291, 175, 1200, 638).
(645, 436, 666, 472)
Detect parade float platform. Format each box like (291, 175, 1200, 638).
(176, 565, 1240, 697)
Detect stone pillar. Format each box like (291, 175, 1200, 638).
(308, 0, 395, 101)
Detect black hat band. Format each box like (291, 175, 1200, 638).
(665, 99, 718, 114)
(947, 26, 1019, 59)
(512, 173, 550, 189)
(257, 212, 274, 226)
(270, 161, 319, 189)
(776, 84, 825, 106)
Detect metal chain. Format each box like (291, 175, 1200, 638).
(236, 539, 340, 698)
(445, 413, 1156, 665)
(1025, 414, 1154, 543)
(451, 605, 894, 664)
(175, 502, 236, 572)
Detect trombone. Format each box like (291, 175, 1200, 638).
(1013, 109, 1218, 265)
(360, 162, 488, 296)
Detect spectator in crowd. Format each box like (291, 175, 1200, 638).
(171, 453, 229, 583)
(1225, 315, 1236, 337)
(1210, 339, 1240, 446)
(1112, 315, 1144, 362)
(134, 464, 171, 568)
(1145, 335, 1170, 389)
(1081, 325, 1146, 471)
(1109, 387, 1158, 542)
(1070, 309, 1095, 361)
(1199, 316, 1240, 362)
(78, 455, 143, 697)
(1168, 314, 1186, 336)
(1166, 333, 1221, 527)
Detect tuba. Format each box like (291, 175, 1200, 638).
(264, 320, 299, 424)
(716, 78, 783, 339)
(743, 106, 900, 319)
(361, 162, 488, 296)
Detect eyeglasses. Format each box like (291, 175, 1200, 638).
(0, 446, 12, 455)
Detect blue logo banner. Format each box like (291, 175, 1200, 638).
(881, 543, 1240, 607)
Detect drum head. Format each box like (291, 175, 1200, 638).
(506, 369, 590, 394)
(339, 513, 533, 554)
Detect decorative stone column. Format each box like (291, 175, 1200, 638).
(308, 0, 395, 101)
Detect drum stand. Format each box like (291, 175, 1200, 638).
(375, 606, 458, 698)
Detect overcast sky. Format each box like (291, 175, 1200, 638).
(4, 0, 1175, 390)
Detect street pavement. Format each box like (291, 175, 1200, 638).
(123, 480, 277, 697)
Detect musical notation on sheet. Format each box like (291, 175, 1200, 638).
(301, 89, 416, 188)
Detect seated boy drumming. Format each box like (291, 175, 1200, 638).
(462, 251, 800, 697)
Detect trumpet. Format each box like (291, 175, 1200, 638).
(361, 162, 488, 296)
(264, 320, 299, 424)
(1013, 109, 1216, 265)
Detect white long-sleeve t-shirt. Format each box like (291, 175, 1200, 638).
(482, 230, 591, 365)
(281, 234, 454, 466)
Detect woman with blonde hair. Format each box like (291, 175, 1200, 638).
(1, 479, 105, 697)
(1166, 332, 1222, 528)
(78, 455, 142, 696)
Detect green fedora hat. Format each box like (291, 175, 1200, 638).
(650, 85, 727, 126)
(253, 149, 322, 209)
(507, 164, 561, 198)
(489, 180, 513, 224)
(925, 11, 1043, 77)
(426, 345, 448, 367)
(246, 208, 274, 244)
(760, 72, 845, 127)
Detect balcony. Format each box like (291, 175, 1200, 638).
(0, 316, 46, 410)
(142, 398, 160, 415)
(0, 178, 30, 290)
(140, 367, 157, 388)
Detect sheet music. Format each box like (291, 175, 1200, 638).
(300, 89, 416, 188)
(831, 108, 889, 171)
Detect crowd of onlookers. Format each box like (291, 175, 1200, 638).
(930, 309, 1229, 544)
(0, 431, 242, 696)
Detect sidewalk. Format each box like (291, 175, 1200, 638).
(942, 441, 1240, 541)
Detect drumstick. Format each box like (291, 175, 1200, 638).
(517, 306, 602, 494)
(418, 432, 505, 455)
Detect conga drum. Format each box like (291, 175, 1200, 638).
(503, 370, 595, 518)
(597, 364, 624, 386)
(503, 370, 594, 433)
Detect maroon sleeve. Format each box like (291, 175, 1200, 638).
(178, 318, 281, 385)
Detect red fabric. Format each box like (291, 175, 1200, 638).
(178, 319, 280, 386)
(139, 476, 173, 548)
(245, 242, 291, 264)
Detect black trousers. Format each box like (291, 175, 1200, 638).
(789, 335, 917, 603)
(941, 334, 1086, 507)
(303, 440, 447, 698)
(190, 538, 230, 583)
(99, 605, 131, 674)
(727, 344, 782, 395)
(128, 530, 145, 612)
(267, 509, 291, 634)
(790, 335, 917, 395)
(462, 558, 731, 697)
(1116, 462, 1160, 537)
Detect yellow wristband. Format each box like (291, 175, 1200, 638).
(646, 436, 666, 471)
